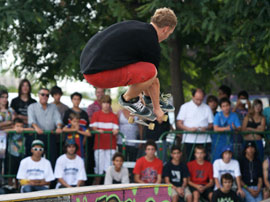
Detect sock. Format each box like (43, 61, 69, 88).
(144, 95, 151, 100)
(122, 94, 139, 103)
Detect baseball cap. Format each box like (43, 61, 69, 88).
(220, 145, 232, 157)
(31, 140, 44, 148)
(65, 138, 76, 146)
(244, 141, 256, 150)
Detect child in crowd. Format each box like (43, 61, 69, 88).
(187, 145, 214, 202)
(213, 145, 244, 198)
(212, 97, 241, 162)
(104, 152, 129, 185)
(90, 95, 119, 185)
(4, 118, 34, 189)
(163, 146, 192, 202)
(133, 140, 163, 184)
(212, 173, 240, 202)
(54, 139, 87, 188)
(63, 113, 91, 158)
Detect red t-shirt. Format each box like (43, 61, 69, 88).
(90, 110, 119, 150)
(187, 160, 213, 185)
(133, 156, 163, 183)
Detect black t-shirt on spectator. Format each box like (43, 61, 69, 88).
(11, 97, 36, 116)
(212, 189, 239, 202)
(163, 161, 189, 187)
(239, 156, 262, 186)
(63, 108, 89, 127)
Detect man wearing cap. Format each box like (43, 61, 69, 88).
(16, 140, 55, 193)
(213, 145, 244, 199)
(240, 141, 263, 202)
(54, 139, 87, 188)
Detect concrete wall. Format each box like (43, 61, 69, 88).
(0, 184, 171, 202)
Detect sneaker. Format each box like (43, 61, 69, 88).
(119, 95, 152, 117)
(143, 93, 175, 112)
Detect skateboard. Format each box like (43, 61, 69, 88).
(128, 109, 168, 130)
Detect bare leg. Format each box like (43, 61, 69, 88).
(123, 73, 157, 101)
(144, 78, 164, 123)
(172, 194, 178, 202)
(193, 191, 200, 202)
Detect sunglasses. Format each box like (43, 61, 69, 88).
(40, 93, 49, 97)
(32, 147, 44, 152)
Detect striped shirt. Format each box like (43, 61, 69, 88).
(90, 110, 119, 150)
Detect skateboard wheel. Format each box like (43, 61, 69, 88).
(128, 116, 134, 124)
(148, 123, 155, 130)
(163, 115, 168, 122)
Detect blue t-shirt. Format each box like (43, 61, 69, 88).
(263, 107, 270, 130)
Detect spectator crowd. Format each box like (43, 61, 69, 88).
(1, 79, 270, 202)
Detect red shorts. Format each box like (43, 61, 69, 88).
(83, 62, 157, 88)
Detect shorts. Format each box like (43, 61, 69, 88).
(94, 149, 116, 175)
(4, 155, 23, 175)
(189, 185, 213, 200)
(171, 187, 192, 200)
(83, 62, 157, 88)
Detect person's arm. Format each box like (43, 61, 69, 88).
(255, 117, 266, 131)
(134, 174, 144, 183)
(0, 120, 13, 128)
(58, 178, 72, 188)
(214, 125, 230, 132)
(232, 100, 241, 112)
(104, 168, 113, 185)
(177, 120, 197, 132)
(263, 159, 270, 191)
(188, 177, 200, 189)
(122, 168, 130, 184)
(241, 116, 249, 131)
(236, 176, 245, 198)
(76, 180, 84, 187)
(204, 178, 214, 189)
(92, 127, 104, 134)
(62, 126, 77, 132)
(156, 174, 162, 184)
(214, 177, 221, 189)
(32, 123, 43, 134)
(78, 128, 91, 137)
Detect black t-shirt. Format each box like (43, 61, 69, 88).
(143, 115, 170, 141)
(10, 97, 36, 116)
(162, 161, 189, 187)
(63, 108, 89, 127)
(212, 189, 239, 202)
(239, 156, 262, 186)
(80, 20, 160, 74)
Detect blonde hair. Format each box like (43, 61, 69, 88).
(151, 8, 177, 28)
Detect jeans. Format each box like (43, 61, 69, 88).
(22, 185, 49, 193)
(243, 186, 262, 202)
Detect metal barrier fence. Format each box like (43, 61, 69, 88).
(0, 131, 125, 178)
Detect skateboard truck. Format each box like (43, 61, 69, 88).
(128, 116, 155, 130)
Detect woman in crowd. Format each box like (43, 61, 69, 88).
(0, 89, 14, 130)
(242, 99, 265, 161)
(10, 79, 36, 125)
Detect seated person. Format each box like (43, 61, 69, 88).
(133, 140, 163, 183)
(213, 145, 244, 198)
(240, 141, 263, 202)
(16, 140, 54, 193)
(54, 139, 87, 188)
(187, 145, 214, 202)
(263, 155, 270, 199)
(63, 113, 91, 158)
(163, 146, 192, 202)
(212, 173, 240, 202)
(104, 152, 129, 185)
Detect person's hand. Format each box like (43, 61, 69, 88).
(231, 123, 236, 130)
(200, 127, 207, 132)
(236, 99, 242, 108)
(197, 185, 204, 193)
(176, 187, 185, 197)
(55, 128, 62, 134)
(74, 125, 79, 131)
(248, 188, 259, 197)
(35, 127, 43, 135)
(237, 188, 245, 198)
(97, 129, 104, 134)
(225, 125, 231, 131)
(112, 129, 118, 135)
(153, 108, 164, 124)
(190, 127, 198, 132)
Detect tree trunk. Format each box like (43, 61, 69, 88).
(168, 38, 184, 124)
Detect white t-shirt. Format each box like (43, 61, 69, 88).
(104, 165, 129, 185)
(213, 159, 241, 189)
(177, 100, 214, 143)
(54, 154, 87, 188)
(16, 156, 55, 187)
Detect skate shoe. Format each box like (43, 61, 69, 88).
(119, 94, 152, 117)
(143, 93, 175, 112)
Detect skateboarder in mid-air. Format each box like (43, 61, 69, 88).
(80, 8, 177, 123)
